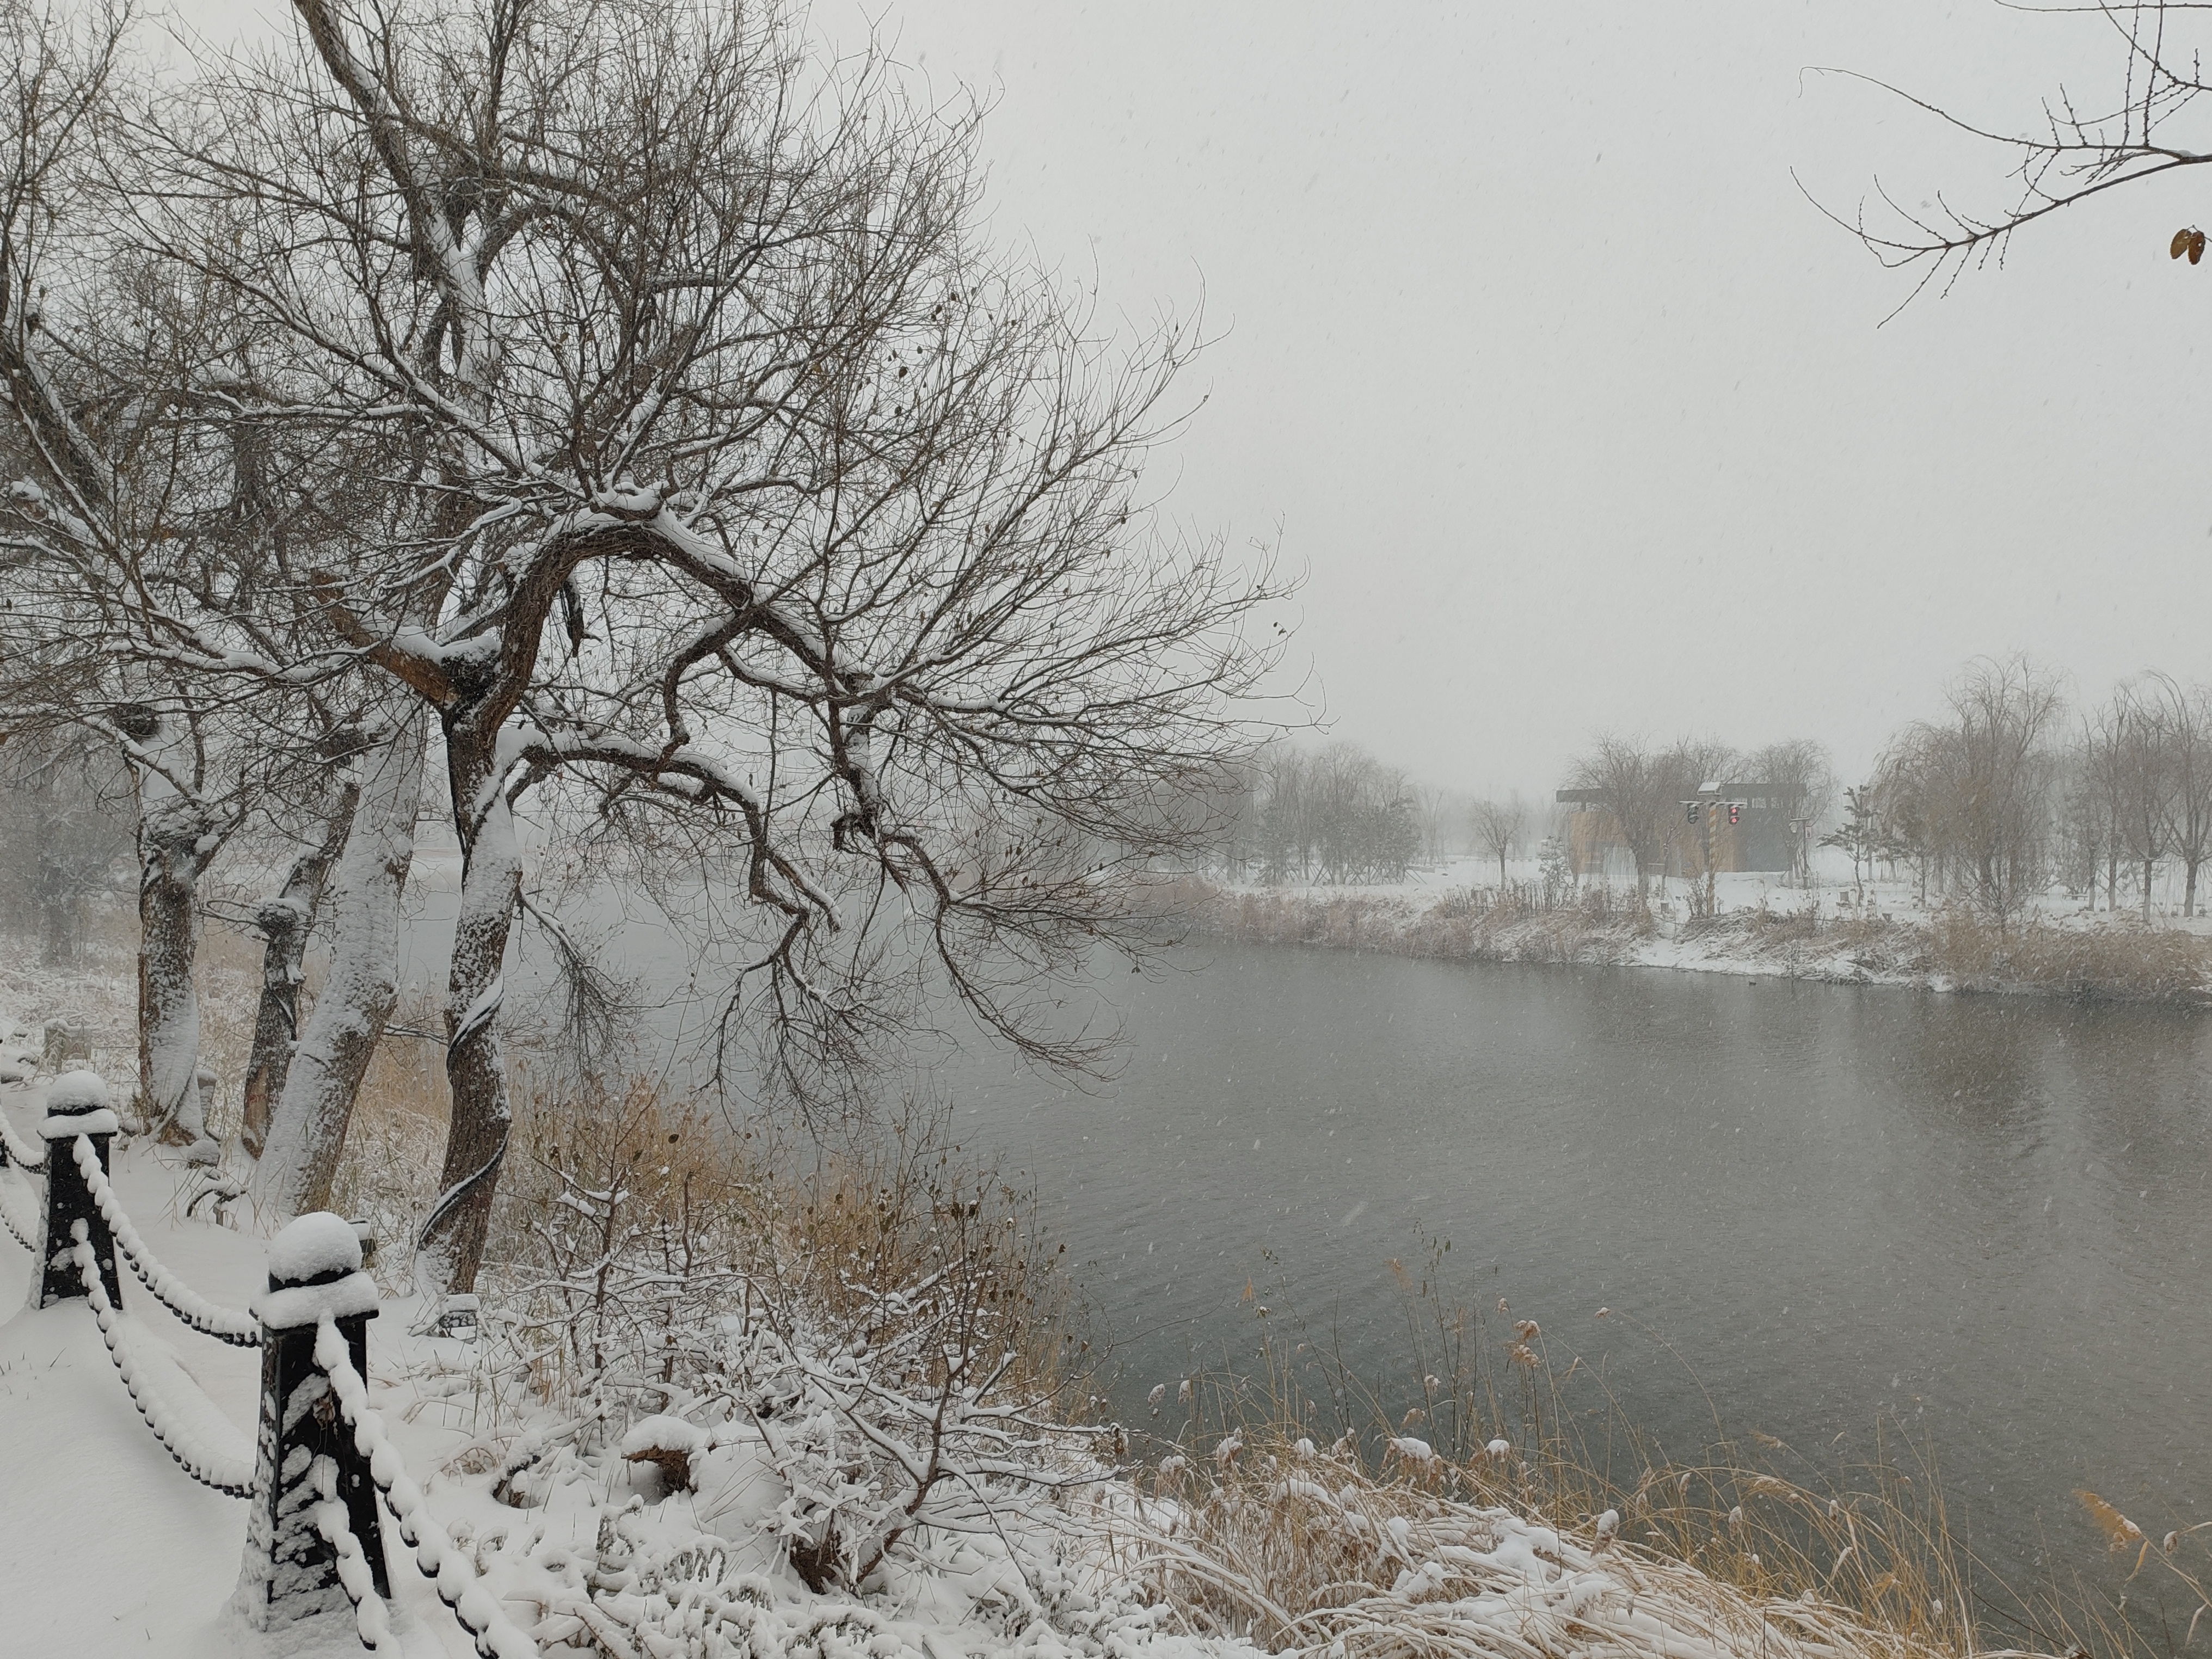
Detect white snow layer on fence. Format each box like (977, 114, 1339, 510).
(44, 1067, 110, 1114)
(266, 1209, 361, 1285)
(70, 1227, 254, 1496)
(72, 1136, 259, 1345)
(315, 1313, 543, 1658)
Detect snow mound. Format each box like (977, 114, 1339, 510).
(266, 1211, 361, 1285)
(45, 1068, 110, 1114)
(621, 1413, 708, 1458)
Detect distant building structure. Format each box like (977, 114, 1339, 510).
(1553, 782, 1796, 878)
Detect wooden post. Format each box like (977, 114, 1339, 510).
(36, 1070, 121, 1310)
(237, 1212, 389, 1632)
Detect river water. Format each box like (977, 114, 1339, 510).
(938, 942, 2212, 1596)
(400, 875, 2212, 1599)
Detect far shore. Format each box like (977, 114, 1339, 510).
(1166, 871, 2212, 1007)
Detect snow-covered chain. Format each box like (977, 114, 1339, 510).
(0, 1109, 45, 1171)
(314, 1313, 541, 1658)
(309, 1454, 394, 1652)
(72, 1135, 259, 1346)
(0, 1170, 35, 1252)
(67, 1219, 254, 1497)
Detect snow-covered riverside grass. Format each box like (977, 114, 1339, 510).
(1173, 859, 2212, 1006)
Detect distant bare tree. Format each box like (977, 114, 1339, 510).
(2107, 678, 2178, 918)
(1568, 736, 1676, 894)
(1884, 657, 2065, 926)
(2078, 699, 2134, 910)
(1470, 796, 1527, 886)
(2145, 673, 2212, 915)
(1747, 738, 1835, 884)
(0, 734, 130, 963)
(1414, 784, 1458, 868)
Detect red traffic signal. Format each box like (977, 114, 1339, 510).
(1729, 802, 1741, 825)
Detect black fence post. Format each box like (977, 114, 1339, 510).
(236, 1212, 390, 1633)
(36, 1070, 121, 1309)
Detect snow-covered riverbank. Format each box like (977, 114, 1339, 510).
(1176, 863, 2212, 1005)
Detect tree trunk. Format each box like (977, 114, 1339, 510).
(28, 767, 75, 968)
(132, 753, 217, 1154)
(257, 713, 426, 1213)
(2143, 857, 2156, 920)
(239, 777, 361, 1159)
(2188, 858, 2201, 919)
(415, 713, 523, 1298)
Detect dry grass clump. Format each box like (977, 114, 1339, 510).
(1168, 877, 1652, 967)
(320, 1036, 1083, 1406)
(1108, 1428, 2014, 1659)
(1921, 912, 2211, 1003)
(1109, 1247, 2122, 1659)
(1114, 1241, 2212, 1659)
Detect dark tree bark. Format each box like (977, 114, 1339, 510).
(239, 778, 359, 1158)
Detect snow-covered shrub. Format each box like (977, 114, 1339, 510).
(464, 1077, 1109, 1597)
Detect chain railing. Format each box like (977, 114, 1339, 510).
(66, 1218, 256, 1496)
(0, 1072, 545, 1652)
(73, 1135, 259, 1347)
(315, 1312, 543, 1657)
(0, 1103, 44, 1171)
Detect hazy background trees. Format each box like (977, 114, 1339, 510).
(1245, 743, 1423, 884)
(0, 736, 131, 964)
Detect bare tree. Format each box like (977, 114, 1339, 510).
(1568, 735, 1676, 894)
(1884, 657, 2065, 926)
(2145, 673, 2212, 915)
(1470, 796, 1527, 886)
(1747, 738, 1835, 885)
(0, 733, 130, 963)
(2105, 678, 2178, 917)
(13, 0, 1281, 1299)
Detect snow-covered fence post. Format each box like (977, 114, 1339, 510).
(236, 1213, 389, 1633)
(35, 1070, 121, 1309)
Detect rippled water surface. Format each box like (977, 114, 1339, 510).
(931, 942, 2212, 1590)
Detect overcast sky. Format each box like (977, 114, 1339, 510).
(177, 1, 2212, 797)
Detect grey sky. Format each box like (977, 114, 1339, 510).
(176, 1, 2212, 797)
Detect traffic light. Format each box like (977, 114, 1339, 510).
(1728, 802, 1741, 825)
(1686, 802, 1701, 825)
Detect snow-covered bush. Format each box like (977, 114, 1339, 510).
(458, 1078, 1109, 1600)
